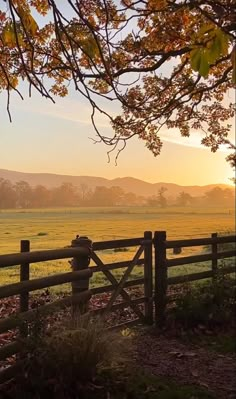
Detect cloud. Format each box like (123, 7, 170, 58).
(14, 96, 111, 129)
(12, 95, 234, 154)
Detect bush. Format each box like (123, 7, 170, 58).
(170, 270, 236, 329)
(16, 315, 131, 398)
(113, 247, 129, 252)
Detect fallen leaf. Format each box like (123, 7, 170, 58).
(191, 370, 199, 377)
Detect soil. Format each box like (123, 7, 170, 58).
(134, 328, 236, 399)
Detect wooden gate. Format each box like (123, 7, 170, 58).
(90, 231, 153, 327)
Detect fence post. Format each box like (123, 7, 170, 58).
(70, 235, 92, 317)
(144, 231, 153, 325)
(211, 232, 218, 280)
(20, 240, 30, 336)
(154, 231, 167, 327)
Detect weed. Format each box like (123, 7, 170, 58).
(17, 314, 131, 398)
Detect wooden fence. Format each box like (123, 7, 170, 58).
(0, 231, 235, 383)
(154, 231, 236, 325)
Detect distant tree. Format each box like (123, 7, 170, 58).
(146, 195, 158, 206)
(90, 186, 124, 206)
(79, 184, 89, 203)
(51, 183, 79, 206)
(89, 186, 108, 206)
(14, 180, 32, 208)
(176, 191, 193, 207)
(122, 192, 138, 206)
(109, 186, 124, 205)
(0, 178, 16, 208)
(157, 187, 168, 208)
(204, 186, 234, 206)
(32, 185, 51, 207)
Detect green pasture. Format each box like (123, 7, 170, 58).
(0, 206, 235, 290)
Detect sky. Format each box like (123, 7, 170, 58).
(0, 84, 234, 186)
(0, 1, 235, 187)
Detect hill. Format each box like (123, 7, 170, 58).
(0, 168, 233, 198)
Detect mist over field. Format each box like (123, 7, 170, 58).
(0, 169, 235, 298)
(0, 168, 234, 209)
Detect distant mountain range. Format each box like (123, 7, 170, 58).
(0, 168, 234, 198)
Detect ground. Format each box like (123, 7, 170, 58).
(135, 327, 236, 399)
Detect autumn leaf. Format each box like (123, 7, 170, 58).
(2, 23, 16, 47)
(17, 6, 39, 36)
(190, 48, 209, 77)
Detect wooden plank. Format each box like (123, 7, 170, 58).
(165, 235, 236, 249)
(93, 297, 146, 314)
(93, 237, 143, 251)
(211, 233, 218, 279)
(0, 341, 20, 361)
(91, 252, 144, 320)
(168, 270, 213, 285)
(91, 278, 145, 295)
(0, 269, 92, 299)
(0, 247, 90, 268)
(20, 240, 30, 312)
(143, 231, 153, 325)
(166, 250, 236, 268)
(91, 258, 144, 273)
(105, 245, 144, 311)
(0, 291, 91, 334)
(168, 265, 236, 286)
(70, 236, 92, 316)
(20, 240, 30, 337)
(154, 231, 167, 326)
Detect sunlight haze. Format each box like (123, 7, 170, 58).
(0, 88, 234, 186)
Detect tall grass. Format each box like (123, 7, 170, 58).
(15, 315, 131, 398)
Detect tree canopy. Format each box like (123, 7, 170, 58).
(0, 0, 235, 165)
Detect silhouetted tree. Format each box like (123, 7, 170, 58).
(32, 185, 51, 207)
(157, 187, 168, 208)
(14, 181, 32, 208)
(176, 191, 193, 207)
(0, 178, 16, 208)
(204, 187, 234, 206)
(51, 183, 79, 207)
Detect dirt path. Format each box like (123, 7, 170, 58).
(135, 330, 236, 399)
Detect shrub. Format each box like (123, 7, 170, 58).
(17, 315, 131, 398)
(170, 270, 236, 329)
(113, 247, 129, 252)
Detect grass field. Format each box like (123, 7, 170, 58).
(0, 206, 235, 289)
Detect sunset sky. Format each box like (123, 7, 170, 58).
(0, 86, 234, 186)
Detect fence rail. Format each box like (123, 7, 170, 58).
(165, 235, 236, 248)
(166, 250, 236, 267)
(0, 230, 235, 383)
(0, 269, 92, 299)
(154, 231, 236, 325)
(0, 247, 89, 268)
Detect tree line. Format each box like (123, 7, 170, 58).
(0, 179, 234, 209)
